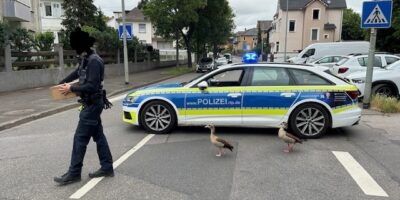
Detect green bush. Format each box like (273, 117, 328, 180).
(10, 28, 35, 52)
(34, 32, 55, 51)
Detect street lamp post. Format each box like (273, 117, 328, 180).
(283, 0, 289, 62)
(121, 0, 129, 85)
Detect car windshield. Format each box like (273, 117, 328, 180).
(386, 60, 400, 69)
(224, 55, 230, 59)
(200, 58, 213, 63)
(180, 70, 214, 86)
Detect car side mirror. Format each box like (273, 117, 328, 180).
(198, 81, 208, 90)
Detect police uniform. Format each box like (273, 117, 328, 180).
(59, 51, 113, 177)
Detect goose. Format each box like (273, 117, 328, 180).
(205, 124, 234, 157)
(278, 122, 304, 153)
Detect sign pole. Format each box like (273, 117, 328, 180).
(121, 0, 129, 84)
(363, 28, 377, 109)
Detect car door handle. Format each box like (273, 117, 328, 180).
(280, 92, 296, 98)
(227, 93, 242, 98)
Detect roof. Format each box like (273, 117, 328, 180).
(279, 0, 347, 10)
(257, 20, 272, 31)
(116, 7, 149, 22)
(242, 28, 258, 36)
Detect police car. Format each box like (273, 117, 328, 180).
(123, 55, 361, 138)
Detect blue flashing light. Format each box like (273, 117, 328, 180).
(242, 52, 258, 64)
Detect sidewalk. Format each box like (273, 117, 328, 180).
(0, 67, 193, 131)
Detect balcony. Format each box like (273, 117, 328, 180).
(3, 0, 31, 22)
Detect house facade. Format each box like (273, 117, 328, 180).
(38, 0, 64, 42)
(114, 7, 173, 50)
(234, 28, 258, 53)
(270, 0, 346, 53)
(0, 0, 39, 32)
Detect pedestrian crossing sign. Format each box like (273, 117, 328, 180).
(118, 24, 133, 40)
(361, 0, 392, 29)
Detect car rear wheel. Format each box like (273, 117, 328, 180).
(289, 104, 330, 138)
(140, 101, 176, 134)
(372, 84, 396, 97)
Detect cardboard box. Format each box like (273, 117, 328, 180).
(50, 80, 78, 101)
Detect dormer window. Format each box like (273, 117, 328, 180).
(313, 9, 320, 20)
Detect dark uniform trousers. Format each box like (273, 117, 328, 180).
(68, 98, 113, 176)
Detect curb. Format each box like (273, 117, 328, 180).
(0, 72, 191, 132)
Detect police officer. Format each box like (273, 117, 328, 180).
(54, 28, 114, 185)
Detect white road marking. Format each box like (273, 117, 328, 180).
(332, 151, 389, 197)
(69, 134, 155, 199)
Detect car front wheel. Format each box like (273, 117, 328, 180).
(289, 104, 330, 138)
(372, 84, 396, 97)
(140, 101, 176, 134)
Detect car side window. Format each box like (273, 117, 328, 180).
(358, 56, 382, 67)
(318, 57, 331, 63)
(250, 67, 290, 86)
(305, 48, 315, 57)
(289, 69, 331, 85)
(385, 56, 399, 65)
(204, 69, 244, 87)
(333, 56, 342, 62)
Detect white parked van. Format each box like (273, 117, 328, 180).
(288, 41, 370, 64)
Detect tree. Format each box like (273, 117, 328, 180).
(202, 0, 235, 58)
(342, 8, 366, 41)
(143, 0, 207, 68)
(61, 0, 98, 32)
(34, 32, 55, 51)
(373, 0, 400, 52)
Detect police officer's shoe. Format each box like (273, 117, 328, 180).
(89, 169, 114, 178)
(54, 173, 81, 185)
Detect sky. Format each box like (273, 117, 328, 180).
(94, 0, 363, 32)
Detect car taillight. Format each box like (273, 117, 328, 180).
(338, 67, 349, 74)
(346, 91, 359, 100)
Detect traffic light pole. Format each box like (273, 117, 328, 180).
(363, 28, 377, 109)
(121, 0, 129, 85)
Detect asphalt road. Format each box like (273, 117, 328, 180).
(1, 73, 400, 200)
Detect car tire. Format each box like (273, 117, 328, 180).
(289, 103, 330, 139)
(140, 100, 176, 134)
(372, 84, 396, 97)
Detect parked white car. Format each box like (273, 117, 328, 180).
(288, 41, 370, 64)
(347, 60, 400, 97)
(330, 54, 400, 77)
(223, 53, 233, 63)
(215, 57, 228, 66)
(309, 55, 347, 67)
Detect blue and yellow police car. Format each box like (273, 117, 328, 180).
(123, 56, 361, 138)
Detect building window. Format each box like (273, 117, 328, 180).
(140, 40, 147, 44)
(324, 34, 329, 39)
(311, 29, 319, 41)
(45, 3, 52, 17)
(289, 20, 295, 32)
(312, 9, 320, 20)
(139, 24, 146, 33)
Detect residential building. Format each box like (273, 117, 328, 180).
(270, 0, 346, 53)
(0, 0, 39, 32)
(257, 20, 273, 52)
(115, 7, 173, 50)
(234, 28, 258, 53)
(37, 0, 64, 43)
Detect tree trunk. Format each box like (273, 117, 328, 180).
(176, 31, 179, 68)
(213, 43, 218, 59)
(181, 35, 192, 68)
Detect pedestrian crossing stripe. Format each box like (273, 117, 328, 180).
(364, 5, 388, 24)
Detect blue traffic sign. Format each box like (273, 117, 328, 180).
(118, 24, 133, 40)
(361, 0, 392, 29)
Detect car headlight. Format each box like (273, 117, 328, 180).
(125, 95, 139, 103)
(351, 78, 365, 84)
